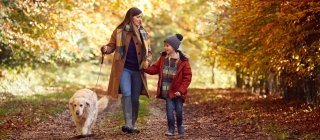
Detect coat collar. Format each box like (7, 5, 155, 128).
(159, 51, 188, 74)
(161, 50, 189, 61)
(165, 52, 179, 60)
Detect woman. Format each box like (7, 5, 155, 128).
(101, 7, 152, 133)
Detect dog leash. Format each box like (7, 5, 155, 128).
(95, 54, 105, 88)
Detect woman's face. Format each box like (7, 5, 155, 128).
(132, 13, 143, 28)
(164, 42, 175, 55)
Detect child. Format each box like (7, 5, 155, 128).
(144, 34, 192, 136)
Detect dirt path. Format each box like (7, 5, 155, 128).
(5, 96, 166, 140)
(5, 89, 319, 139)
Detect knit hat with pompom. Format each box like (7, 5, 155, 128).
(164, 34, 183, 51)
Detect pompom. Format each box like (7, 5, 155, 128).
(176, 34, 183, 41)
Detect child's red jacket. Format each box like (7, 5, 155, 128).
(144, 51, 192, 103)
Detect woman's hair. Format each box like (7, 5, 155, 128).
(117, 7, 142, 29)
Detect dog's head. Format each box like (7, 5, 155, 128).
(69, 98, 90, 116)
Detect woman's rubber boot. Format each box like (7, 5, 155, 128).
(121, 96, 133, 133)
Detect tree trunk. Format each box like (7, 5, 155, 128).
(265, 73, 275, 95)
(283, 79, 305, 101)
(211, 65, 215, 84)
(236, 68, 243, 89)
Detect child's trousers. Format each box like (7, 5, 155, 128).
(165, 97, 184, 134)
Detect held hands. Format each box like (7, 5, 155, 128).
(174, 91, 181, 96)
(143, 61, 150, 69)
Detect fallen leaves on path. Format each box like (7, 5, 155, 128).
(1, 88, 319, 139)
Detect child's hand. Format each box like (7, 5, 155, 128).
(143, 61, 149, 69)
(174, 91, 181, 96)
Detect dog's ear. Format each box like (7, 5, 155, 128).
(69, 99, 73, 106)
(69, 99, 74, 109)
(84, 99, 90, 107)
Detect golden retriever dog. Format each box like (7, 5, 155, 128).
(69, 88, 109, 136)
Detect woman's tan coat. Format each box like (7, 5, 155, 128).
(102, 28, 152, 98)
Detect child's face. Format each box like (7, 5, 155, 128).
(164, 43, 175, 54)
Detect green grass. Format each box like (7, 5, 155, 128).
(262, 124, 320, 140)
(0, 61, 110, 96)
(137, 96, 150, 124)
(263, 124, 290, 140)
(0, 89, 74, 138)
(0, 61, 158, 138)
(303, 133, 318, 140)
(0, 99, 26, 117)
(109, 96, 150, 128)
(0, 90, 73, 125)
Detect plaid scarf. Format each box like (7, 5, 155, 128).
(116, 24, 149, 69)
(161, 53, 179, 98)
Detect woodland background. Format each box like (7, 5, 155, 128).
(0, 0, 319, 139)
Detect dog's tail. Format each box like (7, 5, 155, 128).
(97, 96, 109, 113)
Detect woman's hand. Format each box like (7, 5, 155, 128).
(174, 91, 181, 96)
(101, 45, 107, 54)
